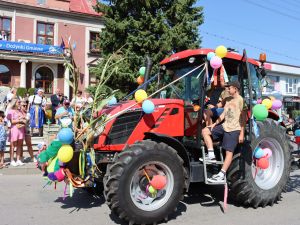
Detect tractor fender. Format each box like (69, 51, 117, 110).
(144, 132, 190, 171)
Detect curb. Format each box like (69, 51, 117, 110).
(0, 163, 41, 175)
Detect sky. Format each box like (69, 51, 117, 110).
(197, 0, 300, 66)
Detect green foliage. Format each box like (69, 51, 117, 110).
(17, 87, 27, 98)
(93, 0, 203, 97)
(27, 88, 35, 96)
(291, 110, 300, 118)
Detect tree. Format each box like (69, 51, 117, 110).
(93, 0, 204, 97)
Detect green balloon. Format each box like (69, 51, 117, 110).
(139, 66, 146, 76)
(253, 104, 268, 121)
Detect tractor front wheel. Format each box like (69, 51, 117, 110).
(103, 140, 187, 224)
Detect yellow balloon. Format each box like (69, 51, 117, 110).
(269, 96, 275, 101)
(57, 145, 74, 163)
(134, 89, 148, 103)
(262, 99, 272, 109)
(215, 45, 228, 58)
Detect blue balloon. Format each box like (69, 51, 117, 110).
(252, 100, 257, 105)
(254, 147, 264, 159)
(142, 100, 155, 114)
(295, 129, 300, 137)
(207, 52, 215, 61)
(57, 128, 74, 144)
(108, 96, 117, 105)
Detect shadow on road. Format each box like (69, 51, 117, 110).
(54, 188, 105, 212)
(286, 173, 300, 193)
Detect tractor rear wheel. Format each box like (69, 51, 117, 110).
(227, 119, 291, 207)
(103, 140, 187, 224)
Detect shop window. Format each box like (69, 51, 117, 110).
(285, 78, 297, 94)
(265, 75, 279, 93)
(89, 31, 100, 53)
(0, 64, 11, 86)
(35, 67, 54, 94)
(37, 22, 54, 45)
(0, 17, 11, 41)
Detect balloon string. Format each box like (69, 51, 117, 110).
(143, 169, 151, 182)
(63, 183, 67, 200)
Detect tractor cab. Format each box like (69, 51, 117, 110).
(158, 49, 266, 142)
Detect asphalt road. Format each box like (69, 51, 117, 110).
(0, 170, 299, 225)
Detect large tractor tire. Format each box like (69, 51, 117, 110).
(103, 140, 187, 224)
(227, 119, 291, 208)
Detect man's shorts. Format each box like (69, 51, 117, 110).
(211, 124, 240, 152)
(0, 140, 6, 152)
(211, 107, 224, 119)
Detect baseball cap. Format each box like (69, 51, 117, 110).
(225, 81, 241, 90)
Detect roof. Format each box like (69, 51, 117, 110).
(69, 0, 100, 16)
(160, 48, 260, 66)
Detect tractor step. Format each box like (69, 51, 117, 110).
(201, 146, 226, 185)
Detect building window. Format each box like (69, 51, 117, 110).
(285, 78, 297, 94)
(37, 22, 54, 45)
(89, 32, 100, 53)
(35, 67, 54, 93)
(0, 17, 12, 41)
(37, 0, 46, 5)
(265, 75, 279, 93)
(0, 64, 11, 86)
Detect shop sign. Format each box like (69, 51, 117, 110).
(0, 40, 63, 55)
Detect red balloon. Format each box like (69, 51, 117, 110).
(257, 158, 269, 169)
(150, 175, 167, 190)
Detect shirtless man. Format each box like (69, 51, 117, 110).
(201, 81, 247, 183)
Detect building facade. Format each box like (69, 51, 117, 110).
(0, 0, 103, 98)
(263, 62, 300, 116)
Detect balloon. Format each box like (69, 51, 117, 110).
(210, 56, 222, 69)
(150, 175, 167, 190)
(142, 100, 155, 114)
(257, 158, 269, 169)
(47, 156, 60, 173)
(139, 66, 146, 76)
(254, 147, 264, 159)
(253, 104, 268, 121)
(269, 96, 276, 101)
(148, 185, 156, 194)
(57, 145, 74, 163)
(262, 99, 272, 109)
(48, 172, 57, 181)
(295, 129, 300, 137)
(54, 168, 65, 182)
(215, 45, 228, 58)
(57, 128, 74, 144)
(271, 99, 282, 110)
(134, 89, 148, 103)
(263, 148, 272, 159)
(257, 98, 262, 104)
(207, 52, 215, 61)
(137, 76, 144, 85)
(108, 96, 117, 105)
(252, 100, 257, 105)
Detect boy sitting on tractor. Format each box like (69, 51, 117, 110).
(201, 81, 247, 183)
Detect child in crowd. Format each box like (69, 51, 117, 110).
(0, 111, 7, 169)
(35, 141, 47, 168)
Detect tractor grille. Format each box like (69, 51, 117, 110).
(105, 111, 143, 145)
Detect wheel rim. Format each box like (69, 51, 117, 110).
(252, 137, 284, 190)
(130, 161, 174, 211)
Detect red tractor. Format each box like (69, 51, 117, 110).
(90, 49, 291, 224)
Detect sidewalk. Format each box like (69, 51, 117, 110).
(0, 151, 41, 175)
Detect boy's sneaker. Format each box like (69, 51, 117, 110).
(207, 173, 225, 183)
(16, 160, 25, 166)
(10, 160, 17, 167)
(200, 154, 216, 163)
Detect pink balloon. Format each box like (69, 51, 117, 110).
(257, 99, 262, 104)
(271, 99, 282, 110)
(263, 148, 272, 159)
(210, 56, 222, 69)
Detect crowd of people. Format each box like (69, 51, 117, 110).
(0, 87, 93, 169)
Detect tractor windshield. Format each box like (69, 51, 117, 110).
(158, 60, 206, 103)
